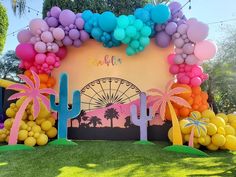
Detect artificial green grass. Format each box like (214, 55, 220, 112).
(48, 138, 77, 146)
(0, 141, 235, 177)
(133, 140, 155, 145)
(163, 145, 209, 157)
(0, 144, 34, 152)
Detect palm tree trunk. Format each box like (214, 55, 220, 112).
(8, 98, 31, 145)
(168, 101, 183, 145)
(110, 119, 113, 128)
(188, 127, 195, 147)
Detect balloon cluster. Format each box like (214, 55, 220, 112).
(82, 10, 120, 48)
(168, 54, 208, 86)
(134, 3, 171, 37)
(169, 110, 236, 151)
(155, 2, 186, 48)
(114, 15, 152, 56)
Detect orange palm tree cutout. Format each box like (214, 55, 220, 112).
(147, 80, 191, 145)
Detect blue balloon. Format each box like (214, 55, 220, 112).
(82, 10, 93, 21)
(134, 8, 150, 23)
(150, 4, 171, 24)
(144, 4, 155, 12)
(128, 15, 135, 25)
(141, 26, 151, 37)
(98, 11, 117, 32)
(134, 20, 144, 30)
(84, 23, 93, 33)
(91, 28, 103, 40)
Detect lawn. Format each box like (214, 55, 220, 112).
(0, 141, 235, 177)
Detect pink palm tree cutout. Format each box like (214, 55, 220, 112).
(7, 70, 57, 145)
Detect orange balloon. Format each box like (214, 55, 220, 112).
(39, 74, 49, 83)
(193, 95, 202, 104)
(198, 104, 209, 112)
(192, 86, 202, 95)
(24, 70, 32, 77)
(192, 104, 199, 110)
(179, 107, 190, 117)
(201, 92, 209, 100)
(47, 77, 56, 86)
(40, 83, 47, 89)
(186, 97, 194, 105)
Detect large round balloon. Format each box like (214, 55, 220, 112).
(155, 31, 171, 48)
(194, 40, 217, 60)
(98, 11, 117, 32)
(17, 30, 33, 43)
(187, 21, 209, 43)
(151, 4, 170, 24)
(50, 6, 61, 18)
(29, 19, 49, 35)
(15, 43, 37, 61)
(52, 27, 65, 40)
(56, 47, 67, 59)
(59, 10, 76, 27)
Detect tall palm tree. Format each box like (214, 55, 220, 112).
(88, 116, 102, 127)
(104, 108, 119, 128)
(11, 0, 26, 17)
(7, 70, 56, 145)
(147, 80, 191, 145)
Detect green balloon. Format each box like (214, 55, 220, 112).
(140, 37, 150, 46)
(141, 26, 151, 37)
(126, 26, 137, 37)
(114, 28, 125, 40)
(130, 40, 140, 49)
(126, 47, 135, 56)
(117, 15, 129, 28)
(122, 37, 131, 44)
(134, 20, 143, 31)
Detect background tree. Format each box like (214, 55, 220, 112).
(0, 50, 24, 82)
(104, 108, 119, 128)
(88, 116, 102, 127)
(43, 0, 169, 17)
(11, 0, 26, 17)
(0, 3, 9, 54)
(202, 28, 236, 113)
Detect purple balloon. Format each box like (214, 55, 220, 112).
(174, 38, 184, 48)
(29, 18, 49, 35)
(155, 32, 171, 48)
(183, 43, 194, 54)
(73, 39, 82, 47)
(17, 29, 33, 43)
(165, 22, 177, 35)
(80, 30, 90, 42)
(62, 36, 73, 46)
(169, 2, 181, 13)
(46, 17, 59, 27)
(185, 54, 199, 65)
(52, 28, 65, 40)
(187, 21, 209, 42)
(50, 6, 61, 18)
(75, 18, 84, 30)
(59, 10, 76, 27)
(187, 18, 198, 26)
(177, 24, 188, 35)
(69, 29, 80, 40)
(34, 41, 47, 53)
(174, 54, 184, 64)
(51, 43, 59, 53)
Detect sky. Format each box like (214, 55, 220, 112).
(1, 0, 236, 53)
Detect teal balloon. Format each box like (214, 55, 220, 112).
(133, 33, 140, 40)
(82, 10, 93, 21)
(128, 15, 135, 24)
(126, 47, 135, 56)
(91, 27, 103, 40)
(140, 37, 150, 46)
(141, 26, 151, 37)
(130, 40, 140, 49)
(122, 37, 131, 44)
(150, 4, 170, 24)
(114, 28, 125, 40)
(126, 26, 137, 37)
(134, 20, 143, 31)
(117, 15, 129, 28)
(98, 11, 117, 32)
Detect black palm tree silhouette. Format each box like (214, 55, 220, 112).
(104, 108, 119, 128)
(88, 116, 102, 127)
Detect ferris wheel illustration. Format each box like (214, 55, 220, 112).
(80, 77, 141, 111)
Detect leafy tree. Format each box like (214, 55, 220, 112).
(0, 50, 24, 82)
(202, 28, 236, 113)
(88, 116, 102, 127)
(11, 0, 26, 17)
(0, 3, 8, 53)
(104, 108, 119, 128)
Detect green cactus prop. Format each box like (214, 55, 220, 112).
(50, 73, 81, 141)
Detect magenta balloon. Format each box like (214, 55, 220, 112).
(75, 18, 84, 30)
(56, 47, 67, 59)
(179, 75, 190, 84)
(174, 54, 184, 64)
(62, 36, 73, 46)
(183, 43, 194, 54)
(169, 65, 179, 74)
(29, 18, 49, 35)
(52, 27, 65, 40)
(34, 41, 47, 53)
(59, 10, 76, 27)
(50, 6, 61, 18)
(174, 38, 184, 48)
(165, 22, 177, 35)
(15, 43, 36, 61)
(192, 66, 203, 76)
(46, 55, 56, 65)
(194, 40, 217, 60)
(187, 21, 209, 43)
(17, 30, 33, 43)
(41, 31, 54, 43)
(177, 23, 188, 35)
(35, 53, 46, 64)
(190, 77, 202, 86)
(167, 54, 175, 64)
(155, 31, 171, 48)
(69, 29, 80, 40)
(80, 30, 90, 42)
(185, 54, 198, 65)
(46, 17, 59, 27)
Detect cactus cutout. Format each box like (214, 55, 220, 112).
(50, 73, 81, 139)
(130, 92, 153, 141)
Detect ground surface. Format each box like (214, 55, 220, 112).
(0, 141, 235, 177)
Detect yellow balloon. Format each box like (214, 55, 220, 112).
(32, 125, 41, 133)
(180, 119, 191, 134)
(47, 117, 56, 126)
(36, 118, 46, 125)
(230, 120, 236, 130)
(203, 135, 211, 146)
(227, 114, 236, 124)
(28, 131, 34, 137)
(212, 134, 226, 147)
(194, 126, 207, 138)
(207, 123, 217, 136)
(18, 130, 28, 141)
(168, 127, 173, 142)
(184, 134, 190, 142)
(36, 134, 48, 146)
(6, 108, 15, 118)
(27, 121, 36, 127)
(22, 112, 28, 120)
(224, 135, 236, 151)
(202, 110, 215, 119)
(198, 137, 205, 145)
(224, 125, 235, 136)
(28, 115, 34, 121)
(207, 143, 219, 151)
(217, 127, 226, 135)
(46, 127, 58, 138)
(216, 113, 228, 123)
(10, 103, 16, 108)
(210, 116, 226, 127)
(34, 132, 40, 139)
(41, 121, 52, 131)
(24, 137, 36, 147)
(190, 111, 201, 120)
(4, 118, 13, 130)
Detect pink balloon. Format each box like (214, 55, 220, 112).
(169, 65, 179, 74)
(35, 54, 46, 64)
(52, 27, 65, 40)
(15, 43, 36, 61)
(185, 54, 198, 65)
(167, 54, 175, 65)
(41, 31, 54, 43)
(187, 21, 209, 43)
(56, 47, 67, 59)
(17, 30, 33, 43)
(192, 65, 203, 76)
(46, 55, 56, 65)
(34, 41, 47, 53)
(179, 75, 190, 84)
(194, 40, 217, 61)
(29, 18, 49, 35)
(52, 43, 59, 53)
(190, 77, 202, 86)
